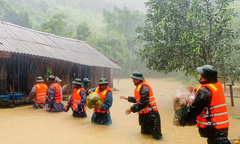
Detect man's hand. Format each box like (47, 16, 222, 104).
(88, 90, 92, 94)
(125, 108, 131, 115)
(64, 104, 69, 110)
(26, 98, 28, 102)
(95, 105, 102, 109)
(189, 85, 195, 93)
(73, 107, 78, 112)
(174, 119, 181, 127)
(120, 96, 128, 100)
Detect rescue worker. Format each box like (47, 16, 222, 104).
(55, 76, 68, 101)
(175, 65, 230, 144)
(120, 71, 163, 140)
(46, 75, 64, 112)
(86, 78, 113, 125)
(82, 78, 90, 90)
(26, 76, 47, 109)
(64, 78, 87, 118)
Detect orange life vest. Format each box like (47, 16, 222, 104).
(196, 82, 229, 129)
(71, 88, 86, 111)
(50, 83, 61, 103)
(134, 81, 158, 114)
(35, 83, 47, 104)
(94, 86, 112, 113)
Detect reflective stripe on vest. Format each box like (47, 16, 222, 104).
(35, 84, 47, 104)
(71, 88, 86, 111)
(134, 81, 158, 114)
(196, 120, 229, 126)
(94, 86, 112, 113)
(50, 84, 61, 103)
(204, 103, 227, 110)
(200, 111, 228, 118)
(196, 82, 229, 129)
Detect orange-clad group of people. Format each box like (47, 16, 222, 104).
(25, 65, 232, 143)
(26, 71, 163, 140)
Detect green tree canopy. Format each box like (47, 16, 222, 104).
(76, 21, 91, 41)
(0, 0, 32, 28)
(136, 0, 239, 79)
(40, 13, 71, 37)
(103, 6, 145, 53)
(86, 30, 133, 70)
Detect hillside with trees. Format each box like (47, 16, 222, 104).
(1, 0, 240, 79)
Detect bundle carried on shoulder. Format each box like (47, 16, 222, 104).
(86, 92, 103, 109)
(173, 86, 195, 125)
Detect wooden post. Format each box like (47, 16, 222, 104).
(227, 83, 234, 107)
(67, 74, 69, 101)
(228, 85, 234, 107)
(11, 55, 15, 107)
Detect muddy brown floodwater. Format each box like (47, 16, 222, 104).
(0, 78, 239, 144)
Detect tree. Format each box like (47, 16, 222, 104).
(86, 29, 133, 70)
(0, 0, 32, 28)
(76, 21, 91, 41)
(41, 13, 69, 37)
(103, 6, 145, 53)
(136, 0, 239, 79)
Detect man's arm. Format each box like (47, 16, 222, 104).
(101, 91, 113, 111)
(86, 88, 96, 95)
(78, 90, 86, 106)
(62, 85, 68, 91)
(128, 96, 137, 103)
(26, 86, 36, 101)
(130, 85, 149, 113)
(179, 87, 212, 126)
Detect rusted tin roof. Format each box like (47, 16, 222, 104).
(0, 21, 121, 69)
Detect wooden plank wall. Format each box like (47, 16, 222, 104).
(0, 54, 114, 95)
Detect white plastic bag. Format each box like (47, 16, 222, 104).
(173, 86, 196, 125)
(173, 86, 195, 110)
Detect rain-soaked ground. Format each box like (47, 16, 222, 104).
(0, 78, 239, 144)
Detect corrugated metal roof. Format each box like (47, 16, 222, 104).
(0, 21, 121, 69)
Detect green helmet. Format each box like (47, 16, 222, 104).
(72, 78, 82, 85)
(36, 76, 44, 82)
(197, 65, 218, 82)
(83, 78, 90, 82)
(47, 75, 55, 82)
(130, 71, 144, 80)
(99, 78, 108, 85)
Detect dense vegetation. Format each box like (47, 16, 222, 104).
(1, 0, 240, 80)
(136, 0, 240, 80)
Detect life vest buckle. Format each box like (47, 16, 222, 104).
(207, 121, 213, 126)
(211, 122, 217, 126)
(209, 107, 214, 110)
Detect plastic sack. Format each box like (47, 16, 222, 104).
(86, 92, 103, 109)
(173, 87, 195, 125)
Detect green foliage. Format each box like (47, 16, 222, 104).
(136, 0, 240, 79)
(86, 30, 133, 70)
(103, 6, 144, 37)
(0, 0, 32, 28)
(40, 13, 73, 37)
(175, 72, 199, 89)
(103, 6, 145, 53)
(102, 6, 155, 75)
(76, 21, 91, 41)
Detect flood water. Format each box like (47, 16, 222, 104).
(0, 78, 239, 144)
